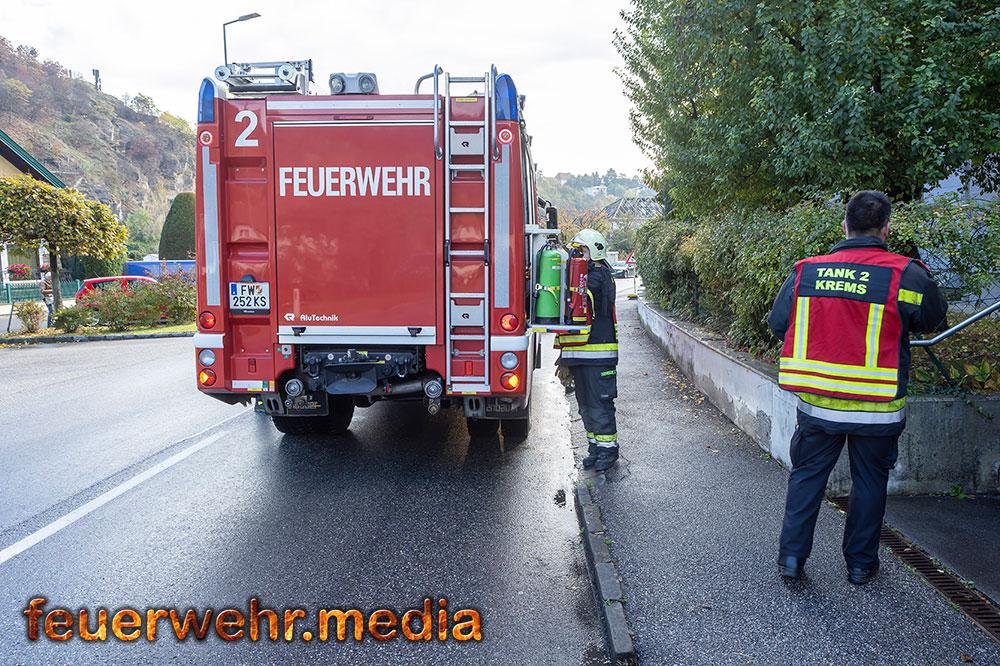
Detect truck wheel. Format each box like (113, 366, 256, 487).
(271, 414, 330, 435)
(501, 417, 530, 442)
(466, 417, 499, 438)
(271, 396, 355, 436)
(328, 396, 355, 435)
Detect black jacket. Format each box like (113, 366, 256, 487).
(768, 237, 948, 400)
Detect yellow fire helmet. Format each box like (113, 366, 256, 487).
(572, 228, 609, 262)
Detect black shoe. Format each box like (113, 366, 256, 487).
(778, 556, 806, 579)
(847, 562, 879, 585)
(593, 448, 619, 472)
(582, 443, 599, 468)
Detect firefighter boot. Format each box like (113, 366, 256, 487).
(593, 446, 619, 472)
(582, 442, 599, 468)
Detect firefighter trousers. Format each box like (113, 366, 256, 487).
(570, 365, 618, 449)
(779, 413, 899, 569)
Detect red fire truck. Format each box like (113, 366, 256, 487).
(193, 61, 565, 439)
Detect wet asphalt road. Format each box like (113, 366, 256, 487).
(0, 338, 607, 664)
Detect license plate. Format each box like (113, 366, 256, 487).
(229, 282, 270, 314)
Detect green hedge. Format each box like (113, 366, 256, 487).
(637, 195, 1000, 354)
(158, 192, 196, 260)
(67, 272, 196, 332)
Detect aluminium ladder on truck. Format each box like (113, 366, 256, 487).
(444, 66, 498, 394)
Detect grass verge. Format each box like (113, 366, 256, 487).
(0, 321, 195, 341)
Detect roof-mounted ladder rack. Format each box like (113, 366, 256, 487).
(214, 60, 313, 95)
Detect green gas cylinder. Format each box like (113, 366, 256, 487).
(535, 244, 565, 324)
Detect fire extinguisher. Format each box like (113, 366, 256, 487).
(534, 240, 567, 324)
(567, 249, 590, 325)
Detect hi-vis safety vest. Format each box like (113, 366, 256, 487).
(778, 247, 919, 403)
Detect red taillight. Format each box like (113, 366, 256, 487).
(500, 313, 519, 332)
(198, 369, 217, 386)
(199, 311, 216, 329)
(500, 372, 520, 390)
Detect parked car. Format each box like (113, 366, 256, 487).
(611, 261, 636, 279)
(75, 276, 158, 301)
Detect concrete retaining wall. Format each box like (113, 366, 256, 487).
(637, 297, 1000, 496)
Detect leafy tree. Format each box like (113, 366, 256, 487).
(0, 176, 127, 311)
(158, 192, 196, 260)
(126, 92, 159, 116)
(559, 209, 613, 246)
(617, 0, 1000, 215)
(15, 45, 38, 61)
(124, 208, 159, 259)
(79, 253, 125, 279)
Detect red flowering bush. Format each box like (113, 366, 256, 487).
(6, 263, 31, 280)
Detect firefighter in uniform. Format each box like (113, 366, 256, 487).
(556, 229, 620, 472)
(768, 191, 947, 585)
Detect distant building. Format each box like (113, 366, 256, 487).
(554, 172, 572, 185)
(602, 194, 664, 233)
(0, 128, 65, 286)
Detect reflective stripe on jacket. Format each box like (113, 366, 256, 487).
(557, 261, 618, 366)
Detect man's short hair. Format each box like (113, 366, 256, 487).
(845, 190, 891, 234)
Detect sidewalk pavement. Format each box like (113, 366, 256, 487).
(574, 292, 1000, 663)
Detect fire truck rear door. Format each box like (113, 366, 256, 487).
(273, 122, 439, 345)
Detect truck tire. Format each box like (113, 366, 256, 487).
(271, 396, 355, 436)
(327, 396, 355, 435)
(501, 417, 530, 442)
(271, 414, 331, 436)
(466, 417, 499, 438)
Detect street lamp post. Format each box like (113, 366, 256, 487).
(223, 12, 261, 65)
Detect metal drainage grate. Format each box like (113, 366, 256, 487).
(830, 496, 1000, 641)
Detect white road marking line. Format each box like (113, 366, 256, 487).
(0, 428, 233, 566)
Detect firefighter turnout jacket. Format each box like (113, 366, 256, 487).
(768, 237, 947, 434)
(555, 260, 619, 366)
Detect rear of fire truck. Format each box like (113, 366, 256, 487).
(193, 61, 561, 439)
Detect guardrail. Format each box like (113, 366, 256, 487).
(911, 300, 1000, 347)
(912, 300, 999, 387)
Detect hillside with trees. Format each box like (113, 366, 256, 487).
(536, 169, 653, 251)
(536, 169, 650, 219)
(0, 36, 195, 259)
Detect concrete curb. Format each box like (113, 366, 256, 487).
(1, 331, 194, 345)
(574, 482, 638, 665)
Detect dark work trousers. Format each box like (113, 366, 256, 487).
(779, 414, 900, 568)
(570, 365, 618, 449)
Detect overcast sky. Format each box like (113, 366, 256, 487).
(1, 0, 648, 176)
